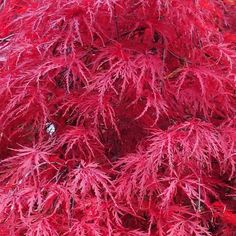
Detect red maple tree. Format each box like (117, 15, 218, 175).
(0, 0, 236, 235)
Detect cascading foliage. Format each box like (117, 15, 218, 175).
(0, 0, 236, 235)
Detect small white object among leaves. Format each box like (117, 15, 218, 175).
(46, 122, 56, 135)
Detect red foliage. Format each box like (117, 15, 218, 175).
(0, 0, 236, 235)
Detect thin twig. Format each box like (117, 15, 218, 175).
(113, 4, 120, 40)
